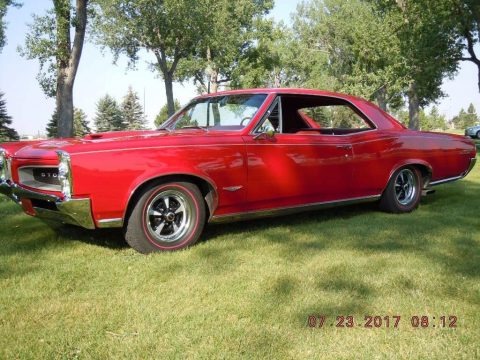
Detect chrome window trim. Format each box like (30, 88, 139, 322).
(252, 96, 282, 135)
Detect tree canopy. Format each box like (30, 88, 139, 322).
(0, 0, 20, 53)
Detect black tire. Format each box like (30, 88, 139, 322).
(477, 131, 480, 139)
(380, 167, 422, 213)
(124, 182, 205, 253)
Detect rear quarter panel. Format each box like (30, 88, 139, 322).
(350, 130, 476, 196)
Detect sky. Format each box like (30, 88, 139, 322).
(0, 0, 479, 136)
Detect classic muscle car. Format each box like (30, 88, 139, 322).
(0, 89, 477, 253)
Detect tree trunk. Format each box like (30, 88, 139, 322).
(57, 82, 74, 137)
(376, 87, 387, 111)
(54, 0, 87, 138)
(408, 82, 420, 130)
(165, 72, 175, 117)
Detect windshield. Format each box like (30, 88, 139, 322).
(160, 94, 267, 131)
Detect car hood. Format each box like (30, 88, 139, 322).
(8, 129, 238, 160)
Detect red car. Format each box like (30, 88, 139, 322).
(0, 89, 477, 253)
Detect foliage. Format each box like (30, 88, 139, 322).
(92, 0, 211, 116)
(0, 0, 21, 53)
(46, 107, 91, 138)
(0, 92, 19, 141)
(121, 86, 147, 130)
(451, 103, 479, 129)
(175, 0, 274, 93)
(452, 0, 480, 93)
(393, 106, 448, 131)
(0, 151, 479, 358)
(94, 94, 123, 132)
(45, 110, 58, 138)
(155, 99, 180, 128)
(19, 0, 88, 138)
(73, 107, 90, 137)
(292, 0, 405, 109)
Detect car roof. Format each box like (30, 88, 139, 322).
(196, 88, 365, 102)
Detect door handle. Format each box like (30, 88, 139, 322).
(336, 145, 352, 150)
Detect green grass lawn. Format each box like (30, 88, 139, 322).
(1, 160, 479, 359)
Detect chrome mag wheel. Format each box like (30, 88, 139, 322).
(394, 168, 417, 206)
(145, 190, 192, 243)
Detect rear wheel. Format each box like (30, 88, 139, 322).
(477, 130, 480, 139)
(124, 182, 205, 253)
(380, 167, 422, 213)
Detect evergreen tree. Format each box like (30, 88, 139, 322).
(45, 110, 59, 138)
(121, 87, 147, 130)
(465, 103, 479, 127)
(0, 92, 19, 141)
(452, 104, 479, 129)
(155, 99, 181, 127)
(46, 107, 90, 138)
(94, 94, 123, 132)
(73, 108, 90, 137)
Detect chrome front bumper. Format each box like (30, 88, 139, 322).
(0, 181, 95, 229)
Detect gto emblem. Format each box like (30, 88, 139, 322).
(41, 172, 58, 178)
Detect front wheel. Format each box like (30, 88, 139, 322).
(477, 130, 480, 139)
(380, 167, 422, 213)
(124, 182, 205, 253)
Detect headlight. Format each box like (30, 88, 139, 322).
(56, 150, 73, 199)
(0, 149, 6, 183)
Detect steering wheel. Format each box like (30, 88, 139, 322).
(240, 116, 252, 126)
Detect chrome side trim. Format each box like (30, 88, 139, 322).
(210, 195, 381, 224)
(429, 176, 463, 186)
(97, 218, 123, 228)
(223, 186, 243, 192)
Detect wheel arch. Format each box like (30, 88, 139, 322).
(384, 160, 432, 193)
(122, 173, 218, 226)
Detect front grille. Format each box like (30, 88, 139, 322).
(18, 166, 61, 192)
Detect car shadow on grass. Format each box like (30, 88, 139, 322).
(53, 224, 128, 250)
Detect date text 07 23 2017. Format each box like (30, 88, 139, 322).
(307, 315, 458, 329)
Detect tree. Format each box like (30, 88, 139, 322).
(94, 94, 123, 132)
(453, 0, 480, 93)
(73, 107, 90, 136)
(0, 92, 19, 141)
(0, 0, 21, 53)
(154, 99, 181, 127)
(291, 0, 405, 111)
(121, 86, 147, 130)
(45, 110, 59, 138)
(372, 0, 462, 129)
(46, 107, 90, 137)
(419, 106, 448, 131)
(176, 0, 273, 93)
(93, 0, 210, 117)
(19, 0, 88, 138)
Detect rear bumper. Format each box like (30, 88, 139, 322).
(0, 181, 95, 229)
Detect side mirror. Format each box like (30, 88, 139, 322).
(254, 129, 276, 141)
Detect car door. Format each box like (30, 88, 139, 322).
(242, 96, 354, 213)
